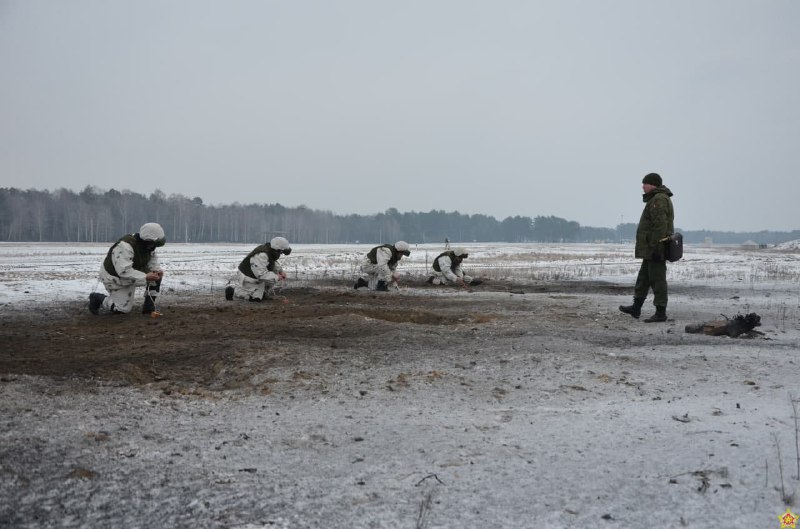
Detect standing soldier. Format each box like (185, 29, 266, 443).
(226, 237, 291, 302)
(354, 241, 410, 291)
(89, 223, 166, 315)
(619, 172, 675, 323)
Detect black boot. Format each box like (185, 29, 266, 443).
(376, 280, 389, 291)
(225, 286, 234, 301)
(354, 277, 368, 289)
(619, 297, 645, 319)
(644, 306, 668, 323)
(88, 293, 106, 315)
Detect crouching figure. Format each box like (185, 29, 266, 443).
(428, 247, 474, 288)
(89, 223, 166, 315)
(226, 237, 291, 302)
(354, 241, 410, 291)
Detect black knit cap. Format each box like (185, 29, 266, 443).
(642, 172, 662, 186)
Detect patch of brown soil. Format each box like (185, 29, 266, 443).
(0, 280, 642, 394)
(0, 288, 503, 389)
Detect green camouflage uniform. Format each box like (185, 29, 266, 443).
(634, 185, 674, 307)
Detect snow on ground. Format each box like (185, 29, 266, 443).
(1, 241, 799, 308)
(2, 242, 800, 528)
(775, 239, 800, 250)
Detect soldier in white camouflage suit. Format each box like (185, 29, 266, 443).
(89, 223, 166, 315)
(354, 241, 410, 291)
(428, 247, 474, 287)
(226, 237, 291, 302)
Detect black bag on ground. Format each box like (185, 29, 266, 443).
(664, 232, 683, 262)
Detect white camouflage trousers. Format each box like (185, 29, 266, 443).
(98, 267, 152, 314)
(232, 270, 278, 300)
(430, 271, 473, 285)
(359, 259, 398, 289)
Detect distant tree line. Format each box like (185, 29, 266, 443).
(614, 223, 800, 246)
(1, 187, 797, 245)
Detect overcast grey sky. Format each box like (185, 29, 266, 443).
(1, 1, 798, 231)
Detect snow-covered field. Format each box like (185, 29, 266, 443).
(2, 242, 800, 529)
(2, 241, 799, 308)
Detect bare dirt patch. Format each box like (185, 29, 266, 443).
(1, 279, 796, 529)
(0, 280, 628, 391)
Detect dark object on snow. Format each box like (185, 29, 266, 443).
(685, 312, 761, 337)
(662, 232, 683, 262)
(225, 286, 234, 300)
(672, 413, 691, 423)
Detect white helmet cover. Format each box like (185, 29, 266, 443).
(139, 223, 165, 244)
(394, 240, 410, 252)
(270, 236, 291, 251)
(453, 247, 468, 257)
